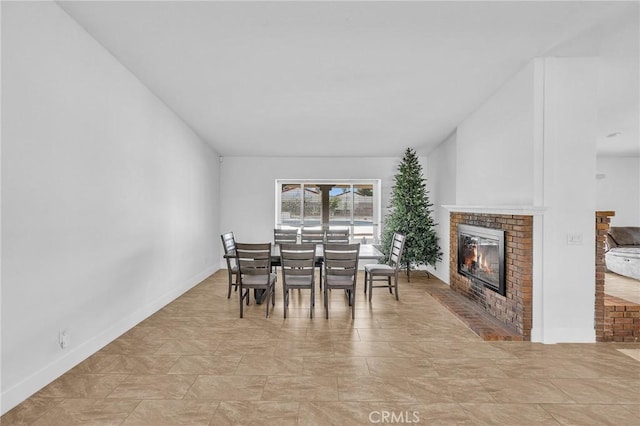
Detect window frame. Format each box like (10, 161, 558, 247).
(275, 179, 381, 242)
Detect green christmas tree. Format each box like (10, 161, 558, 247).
(381, 148, 442, 280)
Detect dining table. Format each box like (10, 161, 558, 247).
(224, 243, 384, 261)
(225, 243, 385, 304)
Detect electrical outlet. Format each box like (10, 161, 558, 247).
(59, 330, 70, 349)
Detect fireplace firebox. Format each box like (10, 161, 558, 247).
(457, 224, 505, 296)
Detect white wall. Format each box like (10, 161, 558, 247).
(1, 2, 220, 413)
(219, 156, 401, 261)
(537, 58, 598, 343)
(447, 58, 599, 343)
(456, 62, 537, 206)
(596, 156, 640, 226)
(425, 133, 457, 283)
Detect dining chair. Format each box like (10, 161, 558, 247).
(220, 232, 239, 298)
(364, 233, 405, 301)
(273, 228, 299, 272)
(280, 243, 316, 319)
(322, 243, 360, 319)
(301, 228, 325, 284)
(325, 228, 350, 244)
(235, 242, 277, 318)
(274, 228, 299, 244)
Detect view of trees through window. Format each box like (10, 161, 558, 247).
(277, 181, 379, 241)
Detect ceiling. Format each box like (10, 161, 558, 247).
(58, 1, 639, 158)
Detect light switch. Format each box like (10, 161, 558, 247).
(567, 233, 583, 245)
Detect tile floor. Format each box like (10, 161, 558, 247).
(605, 272, 640, 304)
(2, 271, 640, 425)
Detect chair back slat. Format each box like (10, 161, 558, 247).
(301, 229, 325, 244)
(280, 243, 316, 276)
(389, 233, 406, 271)
(324, 243, 360, 276)
(220, 231, 239, 298)
(274, 228, 299, 244)
(221, 231, 238, 269)
(221, 232, 236, 254)
(325, 229, 350, 244)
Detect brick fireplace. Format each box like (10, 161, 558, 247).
(450, 212, 533, 340)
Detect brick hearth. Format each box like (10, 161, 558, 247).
(426, 282, 523, 341)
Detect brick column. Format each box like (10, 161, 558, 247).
(595, 211, 615, 342)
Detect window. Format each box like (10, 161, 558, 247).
(276, 179, 381, 242)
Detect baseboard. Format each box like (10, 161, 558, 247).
(532, 326, 596, 344)
(426, 265, 448, 283)
(0, 264, 217, 415)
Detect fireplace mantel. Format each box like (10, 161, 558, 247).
(442, 205, 546, 215)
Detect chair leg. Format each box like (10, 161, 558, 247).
(394, 275, 399, 301)
(323, 280, 327, 306)
(283, 288, 288, 319)
(364, 270, 368, 294)
(272, 283, 276, 306)
(265, 287, 272, 318)
(388, 277, 393, 294)
(239, 287, 244, 318)
(368, 275, 373, 302)
(310, 285, 314, 319)
(324, 285, 329, 319)
(265, 294, 269, 318)
(351, 287, 355, 320)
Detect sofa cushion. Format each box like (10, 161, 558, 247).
(608, 227, 640, 247)
(608, 247, 640, 256)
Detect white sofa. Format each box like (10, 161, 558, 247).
(605, 227, 640, 281)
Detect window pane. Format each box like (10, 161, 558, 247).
(303, 184, 321, 227)
(353, 184, 374, 240)
(329, 184, 351, 227)
(281, 184, 301, 227)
